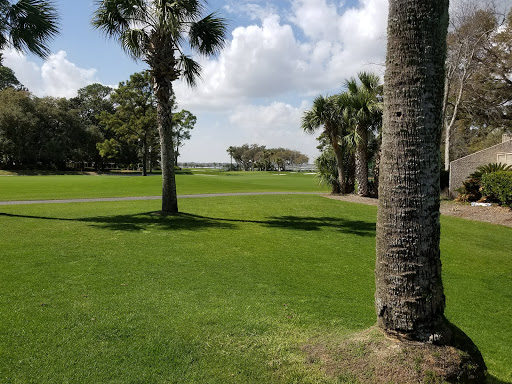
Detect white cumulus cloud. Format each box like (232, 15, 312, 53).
(2, 49, 99, 98)
(175, 0, 388, 114)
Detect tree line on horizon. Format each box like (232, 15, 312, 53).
(226, 144, 309, 171)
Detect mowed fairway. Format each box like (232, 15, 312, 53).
(0, 170, 328, 201)
(0, 174, 511, 383)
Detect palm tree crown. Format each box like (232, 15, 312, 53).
(302, 95, 350, 193)
(0, 0, 59, 61)
(302, 95, 343, 137)
(93, 0, 226, 86)
(345, 72, 382, 132)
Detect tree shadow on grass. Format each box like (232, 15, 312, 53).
(180, 213, 376, 237)
(0, 211, 235, 232)
(265, 215, 375, 237)
(0, 212, 375, 236)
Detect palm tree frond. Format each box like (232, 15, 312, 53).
(358, 71, 381, 92)
(119, 28, 149, 60)
(343, 130, 358, 148)
(189, 12, 227, 56)
(161, 0, 203, 21)
(92, 0, 147, 39)
(4, 0, 59, 59)
(344, 77, 358, 95)
(177, 54, 201, 87)
(301, 111, 320, 134)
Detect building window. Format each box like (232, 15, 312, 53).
(497, 153, 512, 166)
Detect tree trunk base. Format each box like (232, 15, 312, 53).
(302, 325, 486, 383)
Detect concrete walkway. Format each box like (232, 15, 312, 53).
(0, 192, 323, 205)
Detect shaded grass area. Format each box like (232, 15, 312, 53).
(0, 170, 327, 201)
(0, 195, 511, 383)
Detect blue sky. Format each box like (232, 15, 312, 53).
(3, 0, 390, 163)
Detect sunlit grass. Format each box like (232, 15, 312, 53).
(1, 195, 510, 382)
(0, 170, 327, 201)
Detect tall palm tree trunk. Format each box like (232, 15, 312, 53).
(142, 132, 148, 176)
(375, 0, 450, 342)
(331, 137, 346, 194)
(355, 125, 369, 196)
(153, 76, 178, 214)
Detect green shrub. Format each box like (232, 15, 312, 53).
(315, 149, 341, 194)
(457, 163, 512, 203)
(481, 171, 512, 207)
(470, 163, 512, 181)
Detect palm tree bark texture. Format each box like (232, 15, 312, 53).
(148, 41, 179, 213)
(354, 124, 368, 196)
(375, 0, 451, 342)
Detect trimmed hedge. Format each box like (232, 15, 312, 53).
(481, 171, 512, 207)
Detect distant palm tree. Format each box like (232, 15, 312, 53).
(0, 0, 59, 63)
(93, 0, 226, 214)
(344, 72, 382, 196)
(302, 95, 349, 193)
(227, 146, 235, 170)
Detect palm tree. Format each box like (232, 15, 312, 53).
(0, 0, 59, 64)
(93, 0, 226, 214)
(226, 146, 235, 170)
(302, 95, 349, 194)
(344, 72, 382, 197)
(376, 0, 450, 341)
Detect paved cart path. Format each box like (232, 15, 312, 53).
(2, 193, 510, 228)
(0, 192, 323, 205)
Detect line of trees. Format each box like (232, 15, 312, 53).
(226, 144, 309, 171)
(0, 70, 196, 173)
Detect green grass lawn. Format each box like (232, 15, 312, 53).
(0, 170, 328, 201)
(1, 194, 511, 383)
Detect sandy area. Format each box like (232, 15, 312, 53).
(323, 194, 512, 228)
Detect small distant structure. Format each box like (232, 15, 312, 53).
(287, 164, 317, 172)
(449, 133, 512, 195)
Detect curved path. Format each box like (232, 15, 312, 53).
(0, 192, 323, 206)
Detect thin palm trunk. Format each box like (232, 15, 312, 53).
(373, 144, 381, 197)
(376, 0, 450, 342)
(142, 132, 148, 176)
(153, 75, 178, 214)
(331, 136, 346, 194)
(355, 124, 369, 196)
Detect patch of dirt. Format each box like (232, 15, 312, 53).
(439, 201, 512, 228)
(323, 194, 512, 228)
(302, 327, 486, 384)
